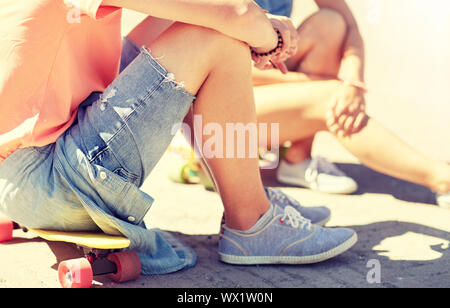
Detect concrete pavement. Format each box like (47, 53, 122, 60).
(0, 133, 448, 288)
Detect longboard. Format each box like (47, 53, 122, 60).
(29, 229, 131, 250)
(0, 215, 141, 288)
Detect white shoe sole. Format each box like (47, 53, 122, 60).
(437, 199, 450, 209)
(277, 174, 358, 195)
(219, 232, 357, 265)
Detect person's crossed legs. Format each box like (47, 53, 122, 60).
(254, 9, 450, 199)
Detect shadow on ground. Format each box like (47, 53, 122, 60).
(42, 164, 448, 287)
(261, 163, 438, 205)
(94, 220, 449, 288)
(2, 208, 447, 288)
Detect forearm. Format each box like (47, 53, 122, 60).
(103, 0, 277, 50)
(339, 26, 365, 83)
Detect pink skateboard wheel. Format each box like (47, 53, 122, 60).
(0, 214, 13, 242)
(58, 258, 93, 288)
(107, 251, 141, 283)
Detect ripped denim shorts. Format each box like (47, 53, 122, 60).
(0, 38, 197, 275)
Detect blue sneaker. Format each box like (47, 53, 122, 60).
(219, 188, 331, 235)
(219, 205, 357, 265)
(265, 187, 331, 226)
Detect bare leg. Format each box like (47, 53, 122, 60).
(336, 119, 450, 194)
(254, 9, 450, 193)
(254, 78, 450, 193)
(129, 21, 270, 230)
(284, 136, 314, 164)
(283, 9, 347, 163)
(285, 9, 346, 78)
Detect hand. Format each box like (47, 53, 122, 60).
(326, 83, 368, 137)
(252, 14, 298, 74)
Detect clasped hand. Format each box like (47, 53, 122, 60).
(251, 14, 298, 74)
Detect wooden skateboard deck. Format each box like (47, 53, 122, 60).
(29, 229, 131, 250)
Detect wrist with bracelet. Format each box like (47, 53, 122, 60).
(250, 28, 284, 58)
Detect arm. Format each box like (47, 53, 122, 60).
(102, 0, 278, 51)
(313, 0, 368, 137)
(314, 0, 365, 84)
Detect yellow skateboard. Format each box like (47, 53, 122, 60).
(0, 215, 141, 288)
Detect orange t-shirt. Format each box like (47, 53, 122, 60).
(0, 0, 122, 162)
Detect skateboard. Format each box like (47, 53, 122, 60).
(0, 214, 141, 288)
(167, 143, 201, 184)
(167, 141, 216, 191)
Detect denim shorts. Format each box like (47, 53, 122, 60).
(254, 0, 293, 17)
(0, 38, 197, 274)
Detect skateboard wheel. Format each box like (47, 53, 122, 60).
(107, 251, 141, 283)
(58, 258, 93, 288)
(0, 214, 14, 242)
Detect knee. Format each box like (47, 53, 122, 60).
(170, 22, 248, 49)
(208, 27, 251, 61)
(316, 80, 344, 121)
(186, 23, 246, 49)
(148, 22, 252, 95)
(177, 22, 251, 64)
(311, 9, 348, 46)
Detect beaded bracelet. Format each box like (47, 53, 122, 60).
(250, 29, 284, 58)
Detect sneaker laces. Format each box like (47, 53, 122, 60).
(266, 187, 303, 210)
(305, 156, 345, 184)
(281, 206, 312, 230)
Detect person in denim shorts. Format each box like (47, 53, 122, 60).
(0, 0, 358, 275)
